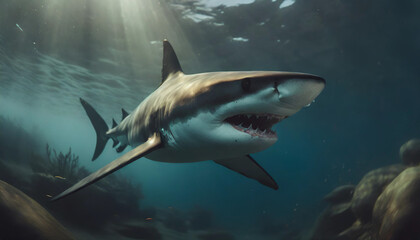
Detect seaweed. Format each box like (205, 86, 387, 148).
(0, 115, 144, 231)
(28, 144, 144, 230)
(30, 144, 88, 182)
(44, 144, 80, 181)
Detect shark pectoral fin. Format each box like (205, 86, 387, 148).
(214, 155, 278, 190)
(52, 133, 163, 201)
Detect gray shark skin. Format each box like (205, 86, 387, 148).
(52, 40, 325, 201)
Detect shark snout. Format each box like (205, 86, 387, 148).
(276, 76, 325, 109)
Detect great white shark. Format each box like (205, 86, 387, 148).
(52, 40, 325, 201)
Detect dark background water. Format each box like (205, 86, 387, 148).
(0, 0, 419, 237)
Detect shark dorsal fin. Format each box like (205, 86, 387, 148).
(112, 118, 117, 128)
(162, 40, 183, 83)
(121, 108, 129, 120)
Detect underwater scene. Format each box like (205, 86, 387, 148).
(0, 0, 420, 239)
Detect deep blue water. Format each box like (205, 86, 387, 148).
(0, 0, 419, 239)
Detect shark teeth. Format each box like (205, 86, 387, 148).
(224, 114, 287, 137)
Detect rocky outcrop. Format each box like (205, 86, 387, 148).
(0, 180, 74, 240)
(372, 166, 420, 239)
(309, 138, 420, 240)
(400, 139, 420, 166)
(350, 164, 406, 223)
(323, 185, 355, 204)
(309, 185, 356, 240)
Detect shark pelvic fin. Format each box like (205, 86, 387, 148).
(116, 144, 127, 153)
(214, 155, 278, 190)
(110, 119, 119, 147)
(112, 139, 119, 148)
(52, 133, 163, 201)
(162, 40, 183, 82)
(121, 108, 129, 120)
(80, 98, 109, 161)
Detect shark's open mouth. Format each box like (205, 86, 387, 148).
(224, 114, 286, 138)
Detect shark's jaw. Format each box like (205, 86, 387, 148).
(224, 114, 286, 139)
(217, 76, 325, 142)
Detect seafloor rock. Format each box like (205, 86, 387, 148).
(324, 185, 355, 204)
(351, 164, 406, 223)
(310, 202, 356, 240)
(0, 180, 74, 240)
(355, 232, 373, 240)
(372, 166, 420, 239)
(336, 220, 372, 240)
(196, 231, 236, 240)
(400, 138, 420, 166)
(115, 224, 162, 240)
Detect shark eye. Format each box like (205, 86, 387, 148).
(241, 78, 251, 92)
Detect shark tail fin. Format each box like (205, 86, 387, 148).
(80, 98, 109, 161)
